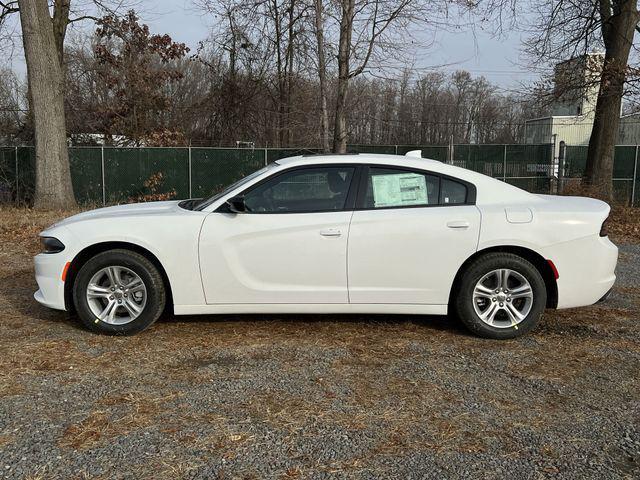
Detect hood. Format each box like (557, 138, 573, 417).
(52, 200, 183, 228)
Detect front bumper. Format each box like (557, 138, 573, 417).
(34, 251, 70, 311)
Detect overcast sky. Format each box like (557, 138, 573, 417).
(4, 0, 538, 91)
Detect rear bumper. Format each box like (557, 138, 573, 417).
(542, 234, 618, 309)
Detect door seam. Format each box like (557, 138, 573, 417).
(346, 209, 355, 304)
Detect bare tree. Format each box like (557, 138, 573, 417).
(585, 1, 639, 198)
(514, 0, 640, 199)
(18, 0, 74, 209)
(5, 0, 132, 208)
(328, 0, 462, 152)
(313, 0, 329, 152)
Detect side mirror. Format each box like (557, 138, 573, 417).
(226, 195, 247, 213)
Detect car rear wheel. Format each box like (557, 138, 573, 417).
(72, 249, 166, 335)
(453, 253, 546, 339)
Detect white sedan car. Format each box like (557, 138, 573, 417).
(34, 153, 618, 339)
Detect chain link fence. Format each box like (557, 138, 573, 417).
(562, 145, 639, 206)
(3, 143, 636, 206)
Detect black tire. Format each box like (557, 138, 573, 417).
(453, 253, 546, 339)
(72, 249, 166, 335)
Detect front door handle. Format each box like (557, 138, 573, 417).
(320, 228, 342, 237)
(446, 221, 470, 229)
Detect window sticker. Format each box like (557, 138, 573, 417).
(372, 173, 428, 207)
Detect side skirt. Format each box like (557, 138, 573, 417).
(173, 303, 448, 316)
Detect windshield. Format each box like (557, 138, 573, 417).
(192, 163, 278, 211)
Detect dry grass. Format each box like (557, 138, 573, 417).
(0, 206, 639, 478)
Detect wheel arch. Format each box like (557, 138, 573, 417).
(449, 245, 558, 309)
(64, 241, 173, 312)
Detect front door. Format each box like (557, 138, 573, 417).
(199, 165, 357, 304)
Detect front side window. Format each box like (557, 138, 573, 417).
(364, 167, 440, 209)
(243, 167, 355, 213)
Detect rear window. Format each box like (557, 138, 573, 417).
(440, 178, 467, 205)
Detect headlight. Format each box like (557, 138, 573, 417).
(41, 237, 65, 254)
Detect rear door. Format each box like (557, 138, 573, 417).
(347, 166, 480, 305)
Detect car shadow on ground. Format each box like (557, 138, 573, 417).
(5, 270, 472, 337)
(159, 311, 472, 336)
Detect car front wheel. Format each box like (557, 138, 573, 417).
(72, 249, 166, 334)
(454, 253, 547, 339)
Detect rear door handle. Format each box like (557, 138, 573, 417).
(446, 221, 470, 229)
(320, 228, 342, 237)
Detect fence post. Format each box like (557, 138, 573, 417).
(15, 146, 18, 202)
(394, 145, 398, 155)
(188, 146, 193, 198)
(632, 145, 638, 207)
(101, 146, 106, 206)
(264, 148, 268, 167)
(503, 144, 507, 182)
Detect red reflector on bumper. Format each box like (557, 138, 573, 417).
(547, 259, 559, 280)
(61, 262, 71, 282)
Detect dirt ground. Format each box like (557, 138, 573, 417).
(0, 207, 638, 479)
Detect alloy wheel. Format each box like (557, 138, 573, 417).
(85, 266, 147, 325)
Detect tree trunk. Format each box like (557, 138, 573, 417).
(332, 0, 354, 154)
(18, 0, 75, 209)
(313, 0, 330, 152)
(585, 0, 639, 200)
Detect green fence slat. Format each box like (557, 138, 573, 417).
(347, 144, 397, 155)
(266, 148, 322, 162)
(104, 147, 189, 203)
(17, 146, 36, 203)
(5, 142, 638, 205)
(69, 148, 103, 205)
(190, 148, 264, 199)
(0, 147, 16, 202)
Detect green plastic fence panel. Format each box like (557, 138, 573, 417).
(420, 146, 448, 162)
(16, 146, 36, 203)
(0, 147, 16, 202)
(505, 177, 552, 194)
(266, 148, 322, 163)
(453, 144, 505, 178)
(562, 144, 636, 179)
(104, 148, 189, 202)
(563, 145, 637, 204)
(612, 146, 636, 206)
(505, 144, 553, 178)
(347, 144, 397, 154)
(190, 148, 264, 199)
(612, 146, 636, 178)
(395, 145, 449, 162)
(563, 145, 588, 178)
(68, 148, 103, 205)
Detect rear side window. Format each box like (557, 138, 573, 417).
(364, 168, 440, 209)
(440, 178, 467, 205)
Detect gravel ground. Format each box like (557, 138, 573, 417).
(0, 210, 639, 479)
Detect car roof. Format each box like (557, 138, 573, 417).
(276, 153, 442, 167)
(274, 153, 538, 205)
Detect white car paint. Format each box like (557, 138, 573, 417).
(34, 153, 617, 316)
